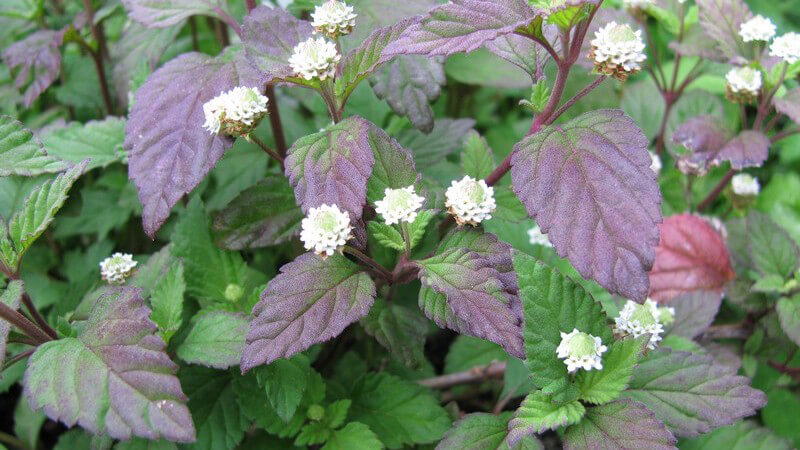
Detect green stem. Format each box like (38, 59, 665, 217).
(400, 223, 411, 256)
(0, 302, 50, 344)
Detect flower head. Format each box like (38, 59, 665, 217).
(203, 87, 269, 137)
(589, 22, 646, 81)
(445, 176, 496, 226)
(374, 185, 425, 225)
(649, 151, 662, 175)
(300, 204, 352, 257)
(614, 299, 666, 350)
(622, 0, 653, 9)
(100, 253, 137, 285)
(731, 173, 760, 196)
(289, 37, 341, 81)
(658, 306, 676, 326)
(556, 329, 608, 373)
(739, 15, 776, 42)
(311, 0, 357, 37)
(771, 32, 800, 64)
(528, 225, 553, 248)
(725, 66, 762, 103)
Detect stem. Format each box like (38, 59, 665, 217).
(655, 99, 675, 155)
(265, 85, 288, 157)
(771, 127, 800, 143)
(211, 7, 242, 37)
(767, 361, 800, 381)
(3, 349, 35, 371)
(418, 362, 507, 389)
(400, 223, 411, 256)
(515, 31, 560, 64)
(0, 430, 30, 450)
(0, 302, 51, 344)
(697, 169, 735, 212)
(485, 155, 512, 187)
(343, 246, 393, 281)
(739, 103, 748, 130)
(250, 135, 284, 166)
(21, 293, 57, 339)
(245, 0, 257, 11)
(189, 17, 199, 51)
(82, 0, 109, 60)
(546, 76, 607, 126)
(764, 112, 782, 133)
(76, 39, 113, 116)
(754, 63, 787, 130)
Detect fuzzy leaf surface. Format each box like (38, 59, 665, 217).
(1, 29, 65, 107)
(717, 131, 769, 170)
(563, 399, 677, 450)
(507, 392, 585, 446)
(366, 123, 421, 204)
(461, 131, 495, 179)
(696, 0, 753, 62)
(180, 367, 248, 449)
(671, 115, 733, 171)
(0, 280, 22, 378)
(575, 337, 645, 405)
(371, 55, 446, 133)
(149, 261, 185, 343)
(323, 422, 383, 450)
(777, 294, 800, 347)
(728, 212, 800, 280)
(438, 412, 543, 450)
(177, 311, 249, 369)
(774, 88, 800, 125)
(242, 6, 313, 84)
(254, 354, 310, 423)
(679, 420, 791, 450)
(397, 118, 475, 167)
(121, 0, 230, 28)
(0, 116, 68, 176)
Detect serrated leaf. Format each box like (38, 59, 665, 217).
(563, 399, 677, 450)
(14, 395, 45, 450)
(323, 422, 383, 450)
(0, 280, 22, 378)
(368, 221, 405, 251)
(680, 420, 791, 450)
(242, 6, 313, 85)
(511, 109, 661, 301)
(665, 291, 722, 339)
(180, 367, 248, 450)
(671, 115, 734, 172)
(774, 88, 800, 126)
(241, 253, 376, 371)
(255, 354, 310, 423)
(177, 311, 248, 369)
(648, 214, 735, 301)
(121, 0, 231, 28)
(777, 294, 800, 347)
(461, 131, 495, 179)
(125, 48, 263, 236)
(285, 116, 374, 219)
(366, 124, 421, 204)
(212, 174, 303, 250)
(149, 260, 185, 342)
(696, 0, 753, 62)
(1, 29, 65, 107)
(115, 437, 178, 450)
(371, 55, 446, 133)
(408, 210, 434, 249)
(575, 337, 645, 405)
(397, 118, 475, 168)
(0, 116, 68, 176)
(129, 246, 176, 299)
(341, 0, 438, 46)
(513, 253, 613, 403)
(728, 212, 800, 281)
(507, 392, 585, 445)
(619, 348, 766, 437)
(24, 287, 195, 442)
(361, 298, 429, 367)
(717, 131, 770, 169)
(438, 413, 543, 450)
(40, 117, 126, 170)
(485, 33, 548, 83)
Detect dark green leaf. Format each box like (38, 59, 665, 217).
(40, 117, 125, 170)
(368, 221, 405, 251)
(323, 422, 384, 450)
(508, 392, 585, 445)
(176, 311, 248, 369)
(255, 354, 311, 423)
(0, 115, 68, 176)
(576, 336, 646, 405)
(361, 298, 429, 367)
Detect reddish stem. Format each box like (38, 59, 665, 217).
(697, 169, 735, 212)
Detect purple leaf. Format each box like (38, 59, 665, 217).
(384, 0, 538, 57)
(485, 33, 548, 82)
(696, 0, 753, 63)
(620, 348, 766, 438)
(717, 130, 770, 169)
(284, 116, 374, 219)
(24, 287, 195, 442)
(371, 55, 446, 133)
(775, 88, 800, 125)
(511, 109, 662, 302)
(564, 399, 677, 450)
(664, 291, 723, 339)
(125, 49, 263, 237)
(1, 29, 65, 107)
(241, 253, 376, 372)
(672, 115, 734, 171)
(242, 6, 313, 85)
(341, 0, 438, 48)
(397, 118, 476, 167)
(121, 0, 231, 28)
(0, 281, 23, 379)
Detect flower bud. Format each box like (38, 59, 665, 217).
(202, 87, 269, 138)
(725, 67, 762, 104)
(100, 253, 138, 285)
(556, 328, 608, 373)
(300, 204, 352, 258)
(589, 22, 646, 81)
(289, 37, 341, 81)
(311, 0, 357, 38)
(374, 186, 425, 225)
(445, 176, 496, 226)
(614, 299, 666, 350)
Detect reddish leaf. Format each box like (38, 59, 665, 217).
(672, 115, 734, 171)
(696, 0, 754, 63)
(564, 399, 677, 450)
(774, 88, 800, 126)
(2, 29, 65, 107)
(717, 130, 770, 169)
(242, 6, 313, 84)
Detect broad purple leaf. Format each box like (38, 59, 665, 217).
(717, 130, 769, 169)
(342, 0, 439, 48)
(24, 287, 195, 442)
(511, 109, 662, 302)
(284, 116, 374, 219)
(620, 348, 766, 438)
(121, 0, 230, 28)
(242, 6, 313, 85)
(384, 0, 538, 57)
(648, 214, 735, 302)
(0, 280, 23, 379)
(485, 33, 548, 82)
(564, 399, 677, 450)
(371, 55, 446, 133)
(663, 291, 723, 339)
(672, 115, 734, 171)
(696, 0, 753, 63)
(1, 29, 65, 107)
(125, 48, 263, 237)
(397, 118, 476, 167)
(439, 413, 544, 450)
(241, 253, 376, 372)
(774, 88, 800, 125)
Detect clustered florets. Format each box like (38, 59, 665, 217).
(622, 0, 652, 10)
(614, 299, 671, 350)
(100, 253, 137, 285)
(289, 37, 341, 81)
(311, 0, 357, 38)
(739, 15, 776, 43)
(770, 32, 800, 65)
(725, 66, 762, 104)
(445, 176, 496, 226)
(556, 329, 608, 373)
(589, 22, 646, 81)
(374, 185, 425, 225)
(731, 173, 760, 197)
(202, 87, 269, 137)
(527, 225, 552, 248)
(300, 204, 353, 257)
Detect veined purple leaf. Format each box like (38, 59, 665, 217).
(664, 291, 723, 339)
(485, 33, 547, 82)
(341, 0, 438, 48)
(620, 348, 766, 438)
(717, 130, 769, 169)
(242, 6, 313, 85)
(511, 109, 662, 302)
(384, 0, 538, 57)
(439, 413, 544, 450)
(241, 253, 376, 372)
(397, 118, 476, 167)
(24, 287, 195, 442)
(284, 116, 374, 219)
(672, 115, 734, 171)
(774, 88, 800, 125)
(696, 0, 753, 63)
(564, 399, 677, 450)
(125, 48, 263, 237)
(0, 280, 23, 379)
(121, 0, 231, 28)
(371, 55, 446, 133)
(1, 29, 66, 107)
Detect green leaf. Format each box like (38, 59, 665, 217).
(493, 187, 527, 222)
(323, 422, 384, 450)
(371, 55, 445, 133)
(115, 437, 178, 450)
(180, 367, 248, 450)
(366, 123, 421, 204)
(777, 295, 800, 347)
(325, 399, 352, 429)
(129, 246, 177, 299)
(728, 212, 800, 281)
(8, 161, 86, 268)
(0, 280, 22, 376)
(444, 335, 507, 374)
(255, 354, 311, 423)
(576, 336, 646, 405)
(13, 395, 45, 450)
(176, 311, 249, 369)
(507, 392, 585, 444)
(361, 298, 429, 367)
(0, 115, 68, 176)
(408, 210, 434, 249)
(149, 260, 185, 343)
(438, 413, 543, 450)
(296, 421, 333, 446)
(513, 253, 613, 403)
(762, 388, 800, 445)
(368, 221, 405, 251)
(40, 117, 125, 170)
(563, 399, 677, 450)
(461, 131, 494, 179)
(679, 420, 791, 450)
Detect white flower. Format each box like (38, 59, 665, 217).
(202, 86, 269, 137)
(623, 0, 652, 8)
(445, 176, 496, 226)
(658, 305, 676, 326)
(556, 329, 608, 373)
(300, 204, 352, 257)
(649, 151, 662, 175)
(732, 173, 760, 196)
(289, 37, 341, 81)
(527, 225, 552, 248)
(614, 299, 665, 350)
(100, 253, 138, 285)
(590, 22, 647, 80)
(725, 66, 762, 95)
(374, 185, 425, 225)
(311, 0, 357, 37)
(739, 15, 776, 43)
(770, 32, 800, 64)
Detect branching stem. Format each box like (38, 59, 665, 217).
(0, 302, 52, 345)
(343, 246, 393, 282)
(250, 135, 284, 167)
(418, 362, 507, 389)
(697, 169, 735, 212)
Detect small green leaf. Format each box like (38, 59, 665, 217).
(507, 392, 585, 445)
(680, 420, 791, 450)
(408, 210, 434, 249)
(295, 421, 333, 446)
(368, 221, 405, 251)
(777, 295, 800, 347)
(149, 261, 185, 343)
(323, 422, 384, 450)
(0, 115, 69, 176)
(255, 354, 311, 423)
(40, 117, 125, 170)
(461, 131, 494, 179)
(325, 399, 352, 429)
(176, 311, 249, 369)
(361, 298, 429, 367)
(576, 336, 646, 405)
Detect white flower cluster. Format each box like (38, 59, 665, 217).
(649, 151, 662, 175)
(556, 329, 608, 373)
(375, 186, 424, 225)
(590, 22, 646, 80)
(614, 299, 671, 350)
(527, 225, 552, 248)
(445, 176, 496, 226)
(739, 15, 776, 43)
(732, 173, 760, 196)
(300, 204, 353, 257)
(202, 87, 269, 137)
(289, 37, 341, 81)
(725, 66, 762, 95)
(770, 32, 800, 65)
(100, 253, 138, 285)
(311, 0, 357, 37)
(622, 0, 652, 8)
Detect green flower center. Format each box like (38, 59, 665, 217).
(315, 211, 339, 233)
(567, 332, 596, 358)
(609, 24, 636, 43)
(466, 182, 485, 204)
(736, 67, 758, 83)
(386, 190, 413, 211)
(631, 305, 657, 327)
(224, 283, 244, 302)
